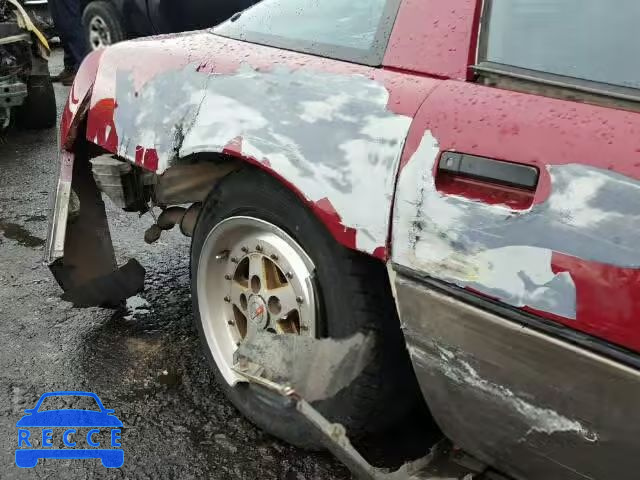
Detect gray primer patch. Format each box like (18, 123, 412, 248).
(109, 63, 412, 254)
(393, 131, 640, 319)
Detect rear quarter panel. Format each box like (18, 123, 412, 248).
(83, 32, 439, 258)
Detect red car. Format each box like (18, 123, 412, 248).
(47, 1, 640, 478)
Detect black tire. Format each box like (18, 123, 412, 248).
(14, 75, 56, 129)
(190, 168, 420, 449)
(82, 1, 126, 51)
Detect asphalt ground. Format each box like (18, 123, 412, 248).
(0, 48, 436, 479)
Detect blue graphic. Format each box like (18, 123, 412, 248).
(15, 391, 123, 468)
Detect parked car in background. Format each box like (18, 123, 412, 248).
(0, 0, 56, 129)
(81, 0, 259, 51)
(47, 0, 640, 479)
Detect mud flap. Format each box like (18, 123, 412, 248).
(46, 149, 145, 308)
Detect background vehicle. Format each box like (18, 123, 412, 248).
(21, 0, 55, 38)
(0, 0, 56, 129)
(47, 0, 640, 479)
(81, 0, 259, 51)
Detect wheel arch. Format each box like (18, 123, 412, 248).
(159, 150, 374, 260)
(60, 49, 105, 150)
(81, 39, 416, 262)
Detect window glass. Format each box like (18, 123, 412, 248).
(484, 0, 640, 89)
(214, 0, 400, 66)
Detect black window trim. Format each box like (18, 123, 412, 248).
(213, 0, 403, 67)
(475, 0, 640, 104)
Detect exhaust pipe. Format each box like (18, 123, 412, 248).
(180, 203, 201, 237)
(144, 203, 201, 244)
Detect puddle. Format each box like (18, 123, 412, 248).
(158, 368, 182, 386)
(0, 219, 45, 247)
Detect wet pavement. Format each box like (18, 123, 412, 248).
(0, 49, 354, 479)
(0, 48, 439, 479)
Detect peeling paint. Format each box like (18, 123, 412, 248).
(408, 342, 598, 443)
(393, 130, 640, 319)
(105, 62, 412, 256)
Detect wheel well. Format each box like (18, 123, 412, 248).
(169, 152, 370, 258)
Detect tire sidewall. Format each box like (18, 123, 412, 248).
(15, 76, 56, 129)
(82, 2, 125, 51)
(190, 169, 392, 448)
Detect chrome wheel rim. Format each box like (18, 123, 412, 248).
(88, 16, 111, 50)
(197, 216, 317, 386)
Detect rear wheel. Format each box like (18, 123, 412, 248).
(14, 75, 56, 129)
(82, 1, 126, 51)
(191, 168, 419, 448)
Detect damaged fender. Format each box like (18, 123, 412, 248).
(82, 33, 439, 259)
(46, 148, 145, 307)
(47, 48, 145, 307)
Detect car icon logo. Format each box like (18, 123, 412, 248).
(15, 391, 124, 468)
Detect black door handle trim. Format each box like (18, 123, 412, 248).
(439, 152, 539, 190)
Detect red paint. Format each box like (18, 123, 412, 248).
(542, 253, 640, 352)
(435, 172, 535, 210)
(78, 28, 438, 256)
(222, 136, 243, 157)
(372, 246, 387, 260)
(401, 80, 640, 203)
(60, 49, 105, 149)
(63, 0, 640, 354)
(313, 198, 357, 249)
(400, 75, 640, 352)
(143, 148, 159, 171)
(86, 98, 118, 152)
(133, 146, 159, 172)
(384, 0, 481, 80)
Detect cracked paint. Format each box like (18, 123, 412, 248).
(393, 130, 640, 320)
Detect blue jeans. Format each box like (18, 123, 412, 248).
(48, 0, 87, 71)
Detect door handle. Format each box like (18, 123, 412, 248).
(439, 152, 539, 190)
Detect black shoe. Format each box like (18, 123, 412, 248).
(51, 67, 76, 84)
(61, 72, 76, 86)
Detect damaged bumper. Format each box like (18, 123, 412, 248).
(45, 149, 145, 307)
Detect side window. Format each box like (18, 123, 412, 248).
(214, 0, 401, 66)
(479, 0, 640, 92)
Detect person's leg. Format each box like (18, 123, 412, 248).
(48, 0, 75, 73)
(49, 0, 87, 72)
